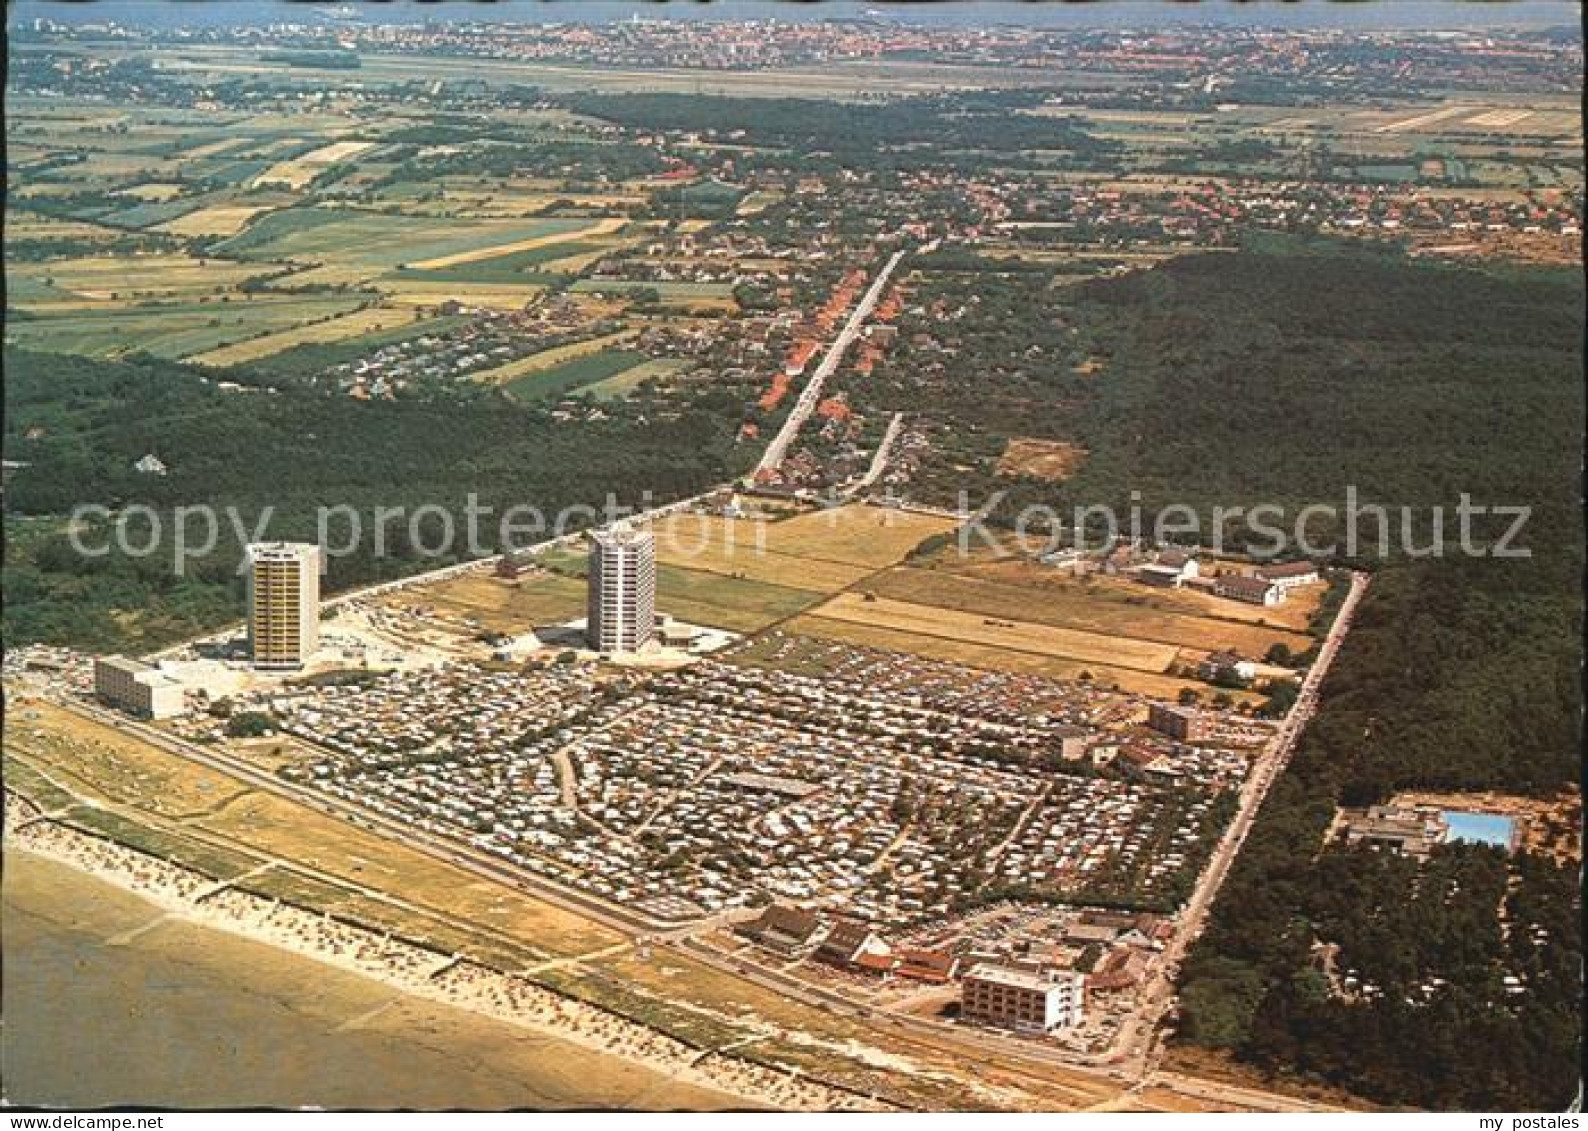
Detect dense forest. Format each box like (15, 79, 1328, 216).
(866, 244, 1583, 1107)
(3, 348, 750, 651)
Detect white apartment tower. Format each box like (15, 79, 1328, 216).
(246, 542, 321, 670)
(586, 525, 656, 654)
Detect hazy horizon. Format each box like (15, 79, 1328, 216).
(9, 0, 1584, 33)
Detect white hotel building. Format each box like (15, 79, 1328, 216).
(586, 525, 656, 654)
(960, 963, 1086, 1034)
(246, 542, 321, 670)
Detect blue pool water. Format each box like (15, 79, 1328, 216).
(1442, 810, 1517, 849)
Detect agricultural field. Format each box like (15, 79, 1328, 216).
(473, 329, 638, 387)
(503, 349, 651, 403)
(7, 253, 268, 310)
(4, 292, 370, 361)
(748, 505, 959, 568)
(804, 591, 1183, 673)
(188, 304, 423, 367)
(587, 357, 696, 400)
(860, 566, 1316, 659)
(214, 209, 598, 270)
(382, 572, 588, 634)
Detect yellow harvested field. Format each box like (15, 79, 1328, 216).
(189, 305, 422, 367)
(8, 254, 264, 306)
(116, 182, 187, 202)
(181, 136, 253, 159)
(753, 504, 960, 568)
(409, 217, 626, 270)
(784, 614, 1198, 699)
(382, 572, 587, 634)
(157, 204, 279, 237)
(650, 514, 873, 593)
(254, 139, 376, 189)
(868, 566, 1315, 658)
(807, 592, 1182, 673)
(472, 328, 637, 386)
(378, 280, 547, 310)
(302, 139, 377, 164)
(534, 248, 613, 274)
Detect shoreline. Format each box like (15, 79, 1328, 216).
(2, 794, 884, 1113)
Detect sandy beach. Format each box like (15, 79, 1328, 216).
(3, 795, 882, 1112)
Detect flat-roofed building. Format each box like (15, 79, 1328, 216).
(94, 656, 185, 719)
(1340, 805, 1448, 860)
(587, 525, 656, 653)
(247, 542, 320, 670)
(961, 963, 1085, 1033)
(1148, 702, 1212, 742)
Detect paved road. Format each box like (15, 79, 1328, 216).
(1123, 570, 1372, 1077)
(755, 248, 909, 475)
(43, 682, 1354, 1112)
(67, 561, 1372, 1110)
(842, 412, 905, 498)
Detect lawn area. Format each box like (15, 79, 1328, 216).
(3, 700, 253, 819)
(653, 564, 820, 632)
(193, 790, 623, 958)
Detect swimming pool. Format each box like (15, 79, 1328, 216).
(1442, 810, 1517, 850)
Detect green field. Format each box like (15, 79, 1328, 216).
(3, 294, 368, 360)
(569, 279, 736, 303)
(394, 240, 607, 284)
(586, 357, 695, 400)
(214, 208, 593, 269)
(503, 349, 650, 402)
(536, 546, 818, 632)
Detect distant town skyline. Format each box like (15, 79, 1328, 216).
(10, 0, 1583, 32)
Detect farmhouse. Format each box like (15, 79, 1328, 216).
(1257, 560, 1321, 592)
(1198, 650, 1256, 683)
(1213, 574, 1284, 606)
